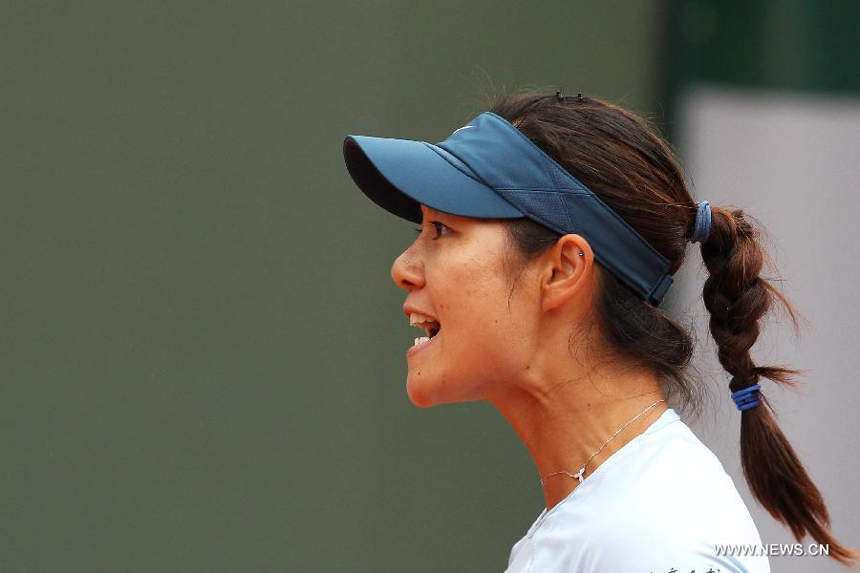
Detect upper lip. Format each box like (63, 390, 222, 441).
(403, 305, 439, 323)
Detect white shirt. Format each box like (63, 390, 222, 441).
(505, 408, 770, 573)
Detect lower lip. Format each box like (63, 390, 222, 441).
(406, 332, 438, 357)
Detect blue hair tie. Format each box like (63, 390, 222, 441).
(690, 200, 711, 244)
(732, 384, 762, 412)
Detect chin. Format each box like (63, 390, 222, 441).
(406, 384, 438, 408)
(406, 371, 452, 408)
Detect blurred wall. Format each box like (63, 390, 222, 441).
(1, 1, 668, 571)
(666, 2, 860, 572)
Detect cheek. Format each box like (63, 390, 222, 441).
(445, 274, 527, 371)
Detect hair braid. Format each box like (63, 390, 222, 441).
(700, 205, 858, 566)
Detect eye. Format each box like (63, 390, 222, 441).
(412, 221, 450, 240)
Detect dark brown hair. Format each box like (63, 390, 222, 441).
(489, 90, 856, 566)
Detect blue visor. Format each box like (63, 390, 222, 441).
(343, 111, 674, 306)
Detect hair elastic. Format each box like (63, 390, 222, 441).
(731, 384, 761, 411)
(690, 200, 711, 244)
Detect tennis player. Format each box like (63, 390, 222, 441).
(341, 91, 856, 571)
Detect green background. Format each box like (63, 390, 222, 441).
(2, 1, 856, 571)
(0, 2, 665, 570)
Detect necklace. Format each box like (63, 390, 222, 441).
(539, 399, 666, 487)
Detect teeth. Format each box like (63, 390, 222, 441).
(409, 313, 440, 344)
(410, 313, 431, 326)
(413, 336, 430, 347)
(409, 312, 438, 327)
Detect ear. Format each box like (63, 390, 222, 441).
(540, 234, 593, 313)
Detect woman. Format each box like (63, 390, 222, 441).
(341, 91, 856, 571)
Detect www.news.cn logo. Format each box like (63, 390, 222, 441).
(714, 543, 831, 557)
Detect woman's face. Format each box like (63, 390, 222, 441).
(391, 205, 539, 407)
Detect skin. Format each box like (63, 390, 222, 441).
(391, 204, 667, 511)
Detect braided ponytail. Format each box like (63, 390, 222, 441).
(700, 205, 858, 566)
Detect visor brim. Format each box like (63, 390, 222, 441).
(343, 135, 523, 224)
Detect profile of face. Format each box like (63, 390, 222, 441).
(391, 204, 543, 408)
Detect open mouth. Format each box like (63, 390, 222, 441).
(411, 320, 441, 348)
(426, 322, 441, 339)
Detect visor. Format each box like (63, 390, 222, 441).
(342, 111, 674, 306)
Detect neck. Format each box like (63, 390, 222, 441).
(487, 360, 666, 512)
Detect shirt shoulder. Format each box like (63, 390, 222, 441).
(590, 416, 766, 540)
(522, 412, 770, 573)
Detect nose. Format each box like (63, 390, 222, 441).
(391, 243, 424, 291)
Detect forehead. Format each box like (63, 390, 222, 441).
(420, 204, 460, 220)
(420, 204, 439, 216)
